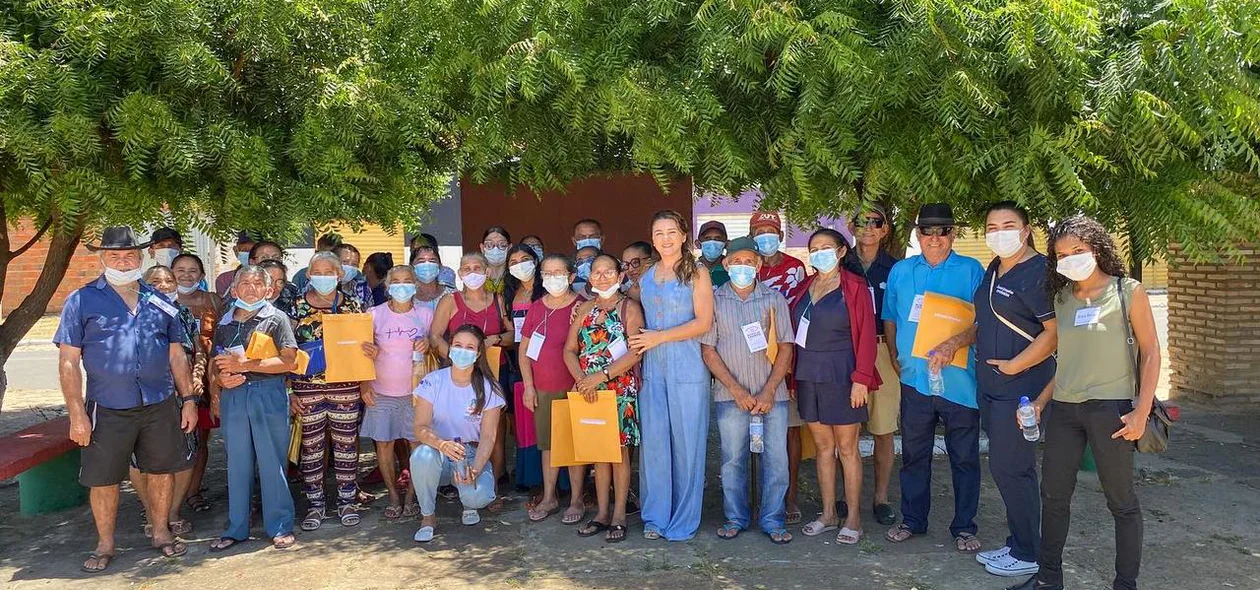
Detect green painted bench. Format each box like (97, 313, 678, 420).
(0, 417, 87, 515)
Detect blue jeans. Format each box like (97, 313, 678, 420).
(410, 444, 496, 516)
(220, 377, 295, 540)
(716, 401, 789, 532)
(899, 384, 981, 537)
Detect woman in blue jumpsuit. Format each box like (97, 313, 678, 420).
(629, 210, 715, 541)
(972, 201, 1058, 577)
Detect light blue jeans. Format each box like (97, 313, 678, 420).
(220, 377, 295, 540)
(410, 444, 496, 516)
(716, 401, 789, 532)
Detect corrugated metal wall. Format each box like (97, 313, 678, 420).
(326, 222, 409, 266)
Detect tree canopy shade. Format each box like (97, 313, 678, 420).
(445, 0, 1260, 260)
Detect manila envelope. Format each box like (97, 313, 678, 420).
(766, 309, 778, 364)
(911, 292, 975, 369)
(322, 313, 376, 383)
(486, 346, 502, 381)
(245, 331, 279, 360)
(800, 424, 818, 460)
(291, 349, 311, 376)
(548, 399, 582, 467)
(567, 391, 622, 464)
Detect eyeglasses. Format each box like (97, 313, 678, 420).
(623, 257, 650, 269)
(854, 217, 885, 229)
(482, 241, 509, 249)
(918, 226, 954, 237)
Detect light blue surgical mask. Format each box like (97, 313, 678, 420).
(809, 248, 840, 272)
(528, 245, 544, 259)
(753, 234, 780, 256)
(414, 262, 439, 283)
(236, 252, 250, 267)
(700, 240, 725, 262)
(576, 238, 602, 251)
(576, 261, 592, 280)
(449, 347, 478, 369)
(388, 283, 417, 303)
(728, 265, 757, 288)
(308, 275, 338, 295)
(341, 264, 360, 282)
(233, 297, 267, 312)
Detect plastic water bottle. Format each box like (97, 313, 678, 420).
(1017, 396, 1040, 441)
(452, 436, 469, 479)
(749, 415, 765, 454)
(928, 351, 945, 396)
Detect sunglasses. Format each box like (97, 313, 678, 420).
(918, 226, 954, 237)
(854, 217, 886, 228)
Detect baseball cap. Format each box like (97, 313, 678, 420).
(749, 211, 783, 233)
(725, 236, 759, 257)
(698, 220, 728, 239)
(150, 227, 182, 245)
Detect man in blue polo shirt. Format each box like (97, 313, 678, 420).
(881, 204, 986, 552)
(55, 227, 199, 573)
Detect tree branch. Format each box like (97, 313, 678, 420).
(9, 217, 52, 259)
(0, 212, 87, 362)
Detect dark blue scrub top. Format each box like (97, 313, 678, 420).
(973, 254, 1056, 398)
(843, 249, 897, 336)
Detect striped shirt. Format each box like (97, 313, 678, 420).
(700, 281, 795, 402)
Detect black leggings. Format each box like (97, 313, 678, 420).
(1038, 399, 1142, 590)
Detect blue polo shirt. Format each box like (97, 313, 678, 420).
(973, 255, 1056, 399)
(882, 251, 985, 409)
(53, 276, 187, 410)
(843, 249, 898, 335)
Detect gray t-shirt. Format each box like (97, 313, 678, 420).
(213, 302, 297, 382)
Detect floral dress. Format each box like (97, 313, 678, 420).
(576, 301, 641, 447)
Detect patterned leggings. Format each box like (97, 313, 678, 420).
(292, 381, 363, 510)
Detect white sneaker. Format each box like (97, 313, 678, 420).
(461, 509, 481, 526)
(984, 554, 1040, 577)
(976, 545, 1012, 565)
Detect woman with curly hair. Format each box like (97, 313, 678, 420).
(1008, 215, 1160, 590)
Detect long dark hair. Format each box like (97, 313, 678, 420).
(482, 226, 511, 244)
(450, 324, 504, 415)
(986, 200, 1036, 248)
(1046, 215, 1127, 301)
(649, 210, 697, 285)
(503, 244, 544, 304)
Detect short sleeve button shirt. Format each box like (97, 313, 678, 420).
(700, 282, 795, 402)
(53, 276, 188, 410)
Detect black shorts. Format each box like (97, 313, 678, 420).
(80, 395, 193, 487)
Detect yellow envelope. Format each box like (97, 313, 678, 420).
(291, 349, 311, 375)
(548, 399, 582, 467)
(766, 309, 778, 364)
(800, 425, 818, 460)
(567, 391, 622, 464)
(287, 419, 302, 464)
(486, 346, 502, 381)
(910, 292, 975, 369)
(322, 312, 376, 383)
(245, 331, 279, 360)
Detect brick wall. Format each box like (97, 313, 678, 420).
(2, 220, 100, 316)
(1167, 244, 1260, 404)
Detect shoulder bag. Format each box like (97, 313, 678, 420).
(1116, 277, 1172, 453)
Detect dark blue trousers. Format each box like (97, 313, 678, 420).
(980, 393, 1041, 562)
(899, 384, 981, 537)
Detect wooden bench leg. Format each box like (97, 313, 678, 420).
(17, 449, 87, 515)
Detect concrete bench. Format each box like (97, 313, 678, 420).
(0, 417, 87, 515)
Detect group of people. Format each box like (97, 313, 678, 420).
(55, 204, 1160, 590)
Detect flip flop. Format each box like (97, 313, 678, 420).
(169, 519, 193, 536)
(955, 532, 982, 553)
(643, 529, 662, 540)
(802, 519, 838, 537)
(402, 502, 421, 518)
(577, 520, 610, 538)
(155, 541, 187, 558)
(272, 534, 296, 550)
(209, 537, 245, 553)
(716, 522, 742, 540)
(528, 504, 558, 522)
(886, 523, 916, 543)
(561, 507, 585, 525)
(784, 509, 803, 526)
(384, 504, 404, 520)
(605, 524, 628, 544)
(836, 527, 863, 545)
(81, 552, 113, 574)
(765, 529, 793, 545)
(186, 493, 212, 513)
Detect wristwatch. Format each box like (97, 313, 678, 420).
(602, 368, 612, 381)
(181, 395, 204, 406)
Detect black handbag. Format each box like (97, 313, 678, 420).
(1116, 277, 1172, 453)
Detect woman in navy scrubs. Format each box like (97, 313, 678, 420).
(972, 201, 1058, 578)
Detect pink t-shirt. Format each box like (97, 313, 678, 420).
(370, 303, 435, 396)
(520, 298, 581, 392)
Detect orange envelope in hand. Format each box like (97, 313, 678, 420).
(245, 331, 279, 360)
(486, 346, 502, 380)
(549, 399, 582, 467)
(291, 349, 311, 375)
(766, 309, 778, 364)
(567, 391, 622, 464)
(911, 292, 975, 369)
(322, 312, 376, 383)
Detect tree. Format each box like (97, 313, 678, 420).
(0, 0, 459, 409)
(439, 0, 1260, 254)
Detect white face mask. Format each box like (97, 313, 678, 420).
(1056, 252, 1097, 281)
(592, 284, 620, 298)
(508, 260, 536, 281)
(462, 272, 487, 290)
(176, 283, 200, 295)
(152, 248, 178, 268)
(985, 229, 1026, 259)
(104, 266, 144, 285)
(542, 276, 570, 297)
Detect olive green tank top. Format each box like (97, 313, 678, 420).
(1052, 277, 1139, 404)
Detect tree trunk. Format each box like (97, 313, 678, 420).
(0, 216, 85, 412)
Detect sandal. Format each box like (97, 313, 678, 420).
(338, 505, 361, 527)
(802, 518, 838, 537)
(785, 508, 803, 526)
(486, 496, 506, 513)
(872, 503, 897, 526)
(155, 540, 188, 558)
(272, 534, 296, 550)
(886, 523, 916, 543)
(577, 520, 610, 538)
(402, 502, 421, 518)
(836, 527, 863, 545)
(955, 532, 982, 553)
(605, 524, 627, 543)
(384, 504, 404, 520)
(81, 552, 113, 574)
(717, 522, 742, 540)
(169, 519, 193, 536)
(561, 506, 585, 525)
(186, 493, 212, 513)
(528, 502, 559, 522)
(301, 508, 326, 532)
(210, 537, 244, 553)
(643, 529, 662, 540)
(765, 529, 793, 545)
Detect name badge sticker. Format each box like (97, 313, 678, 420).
(149, 295, 179, 317)
(1074, 307, 1102, 327)
(741, 322, 769, 353)
(608, 338, 629, 361)
(794, 317, 810, 348)
(909, 294, 925, 323)
(525, 331, 546, 361)
(513, 317, 526, 342)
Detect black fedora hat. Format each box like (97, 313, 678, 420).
(915, 203, 956, 227)
(87, 226, 150, 252)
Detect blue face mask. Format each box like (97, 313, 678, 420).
(341, 264, 360, 282)
(234, 297, 267, 312)
(388, 283, 417, 303)
(449, 347, 478, 369)
(529, 245, 544, 259)
(753, 233, 780, 256)
(576, 261, 592, 281)
(576, 238, 602, 251)
(700, 240, 725, 262)
(309, 275, 338, 295)
(809, 248, 840, 272)
(414, 262, 439, 283)
(728, 264, 757, 288)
